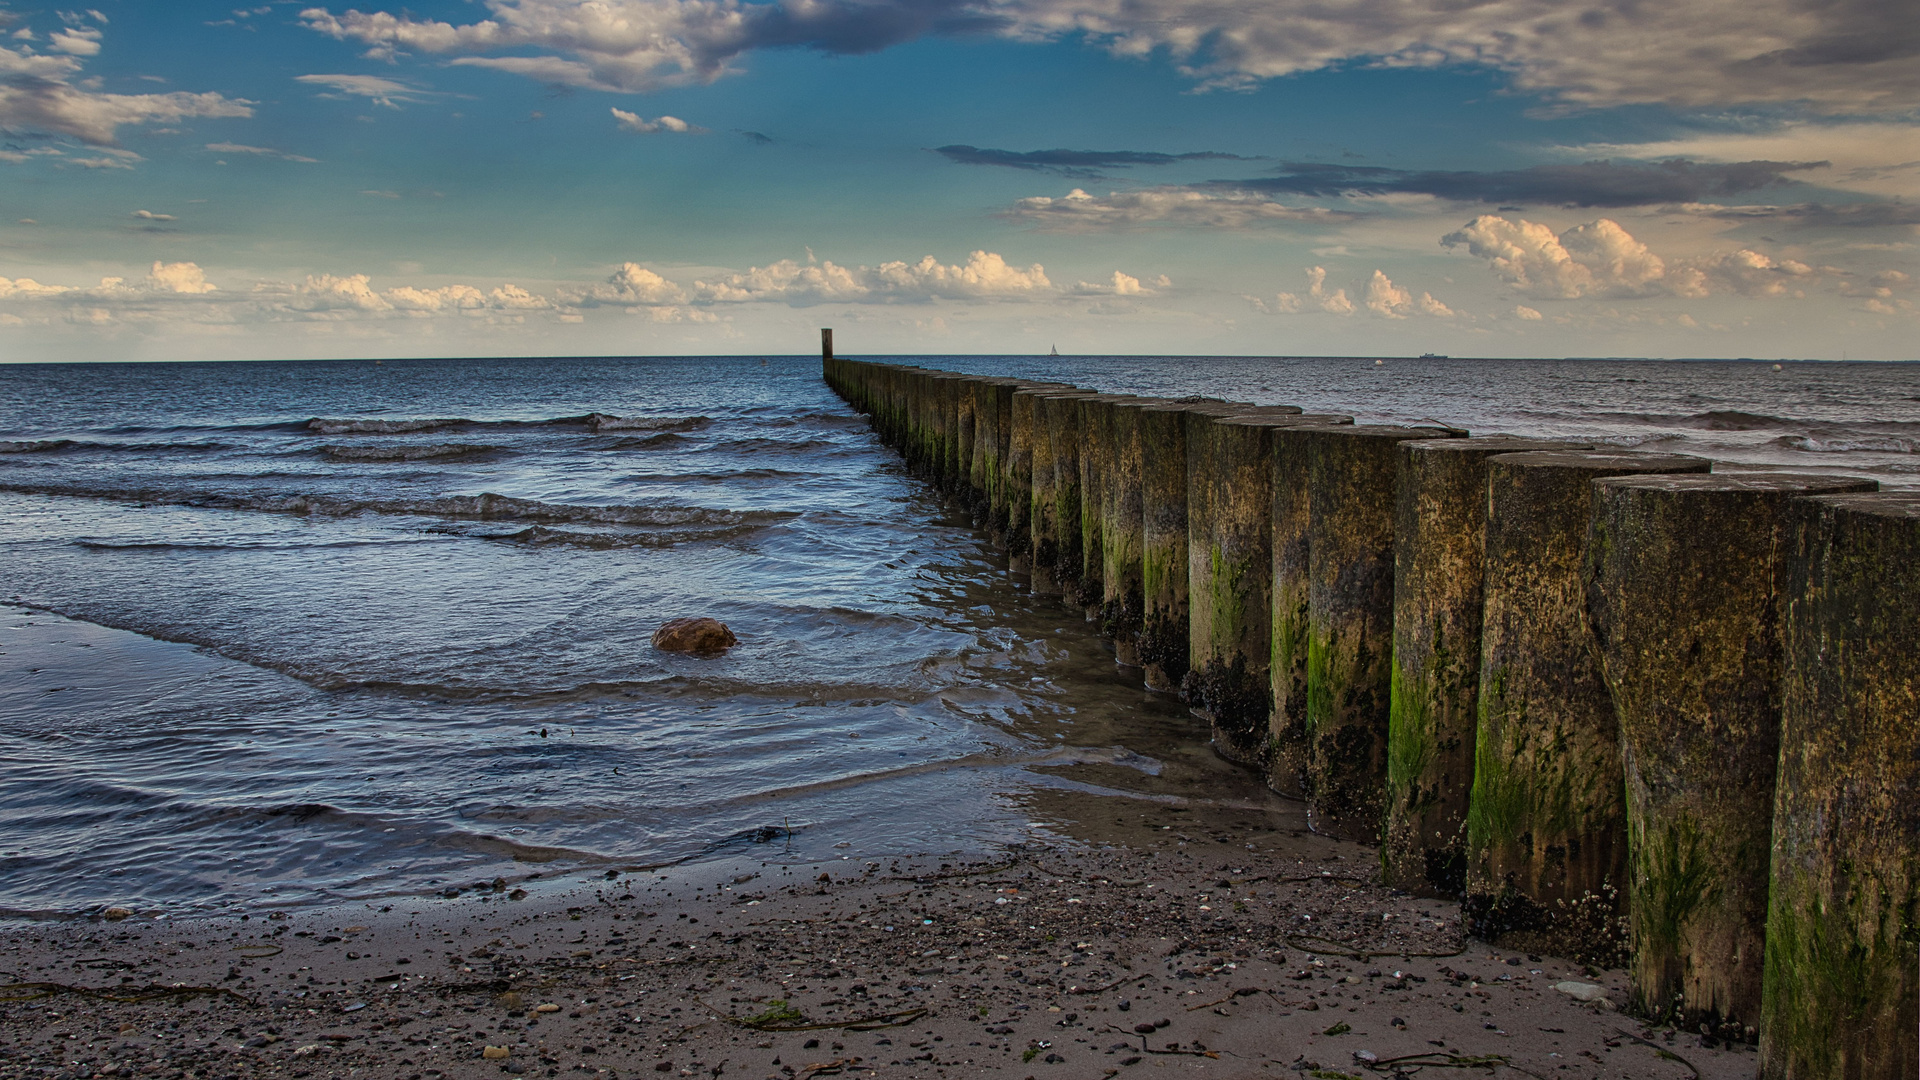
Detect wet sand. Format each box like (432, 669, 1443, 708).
(0, 792, 1759, 1080)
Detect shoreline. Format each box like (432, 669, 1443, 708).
(2, 798, 1759, 1080)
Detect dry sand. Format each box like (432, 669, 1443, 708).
(1, 788, 1758, 1080)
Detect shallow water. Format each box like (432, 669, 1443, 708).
(1, 355, 1913, 918)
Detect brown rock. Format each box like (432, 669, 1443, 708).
(651, 617, 738, 653)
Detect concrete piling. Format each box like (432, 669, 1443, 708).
(820, 350, 1920, 1072)
(1761, 492, 1920, 1080)
(1301, 424, 1462, 843)
(1381, 436, 1594, 898)
(1465, 450, 1710, 965)
(1584, 472, 1877, 1036)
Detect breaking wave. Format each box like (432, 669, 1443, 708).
(1776, 434, 1920, 454)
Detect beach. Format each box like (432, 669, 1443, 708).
(0, 801, 1761, 1080)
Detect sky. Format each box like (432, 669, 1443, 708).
(0, 0, 1915, 361)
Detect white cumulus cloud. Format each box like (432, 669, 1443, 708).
(1443, 214, 1822, 300)
(694, 250, 1054, 305)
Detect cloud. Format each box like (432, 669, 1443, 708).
(1566, 123, 1920, 199)
(1675, 201, 1920, 229)
(935, 144, 1251, 177)
(294, 72, 436, 107)
(1073, 270, 1167, 296)
(300, 0, 1920, 112)
(205, 141, 321, 162)
(48, 26, 102, 55)
(1219, 159, 1825, 208)
(1443, 214, 1820, 299)
(563, 262, 690, 306)
(693, 250, 1053, 305)
(1004, 187, 1346, 230)
(301, 0, 996, 93)
(1515, 305, 1544, 320)
(1270, 266, 1353, 315)
(0, 37, 252, 146)
(610, 107, 700, 134)
(146, 261, 216, 294)
(131, 209, 175, 221)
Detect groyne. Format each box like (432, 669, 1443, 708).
(819, 342, 1917, 1079)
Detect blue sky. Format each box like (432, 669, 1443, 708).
(1, 0, 1915, 360)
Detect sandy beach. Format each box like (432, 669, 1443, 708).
(1, 790, 1759, 1080)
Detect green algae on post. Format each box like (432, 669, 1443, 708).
(1381, 437, 1591, 898)
(1464, 449, 1709, 966)
(1135, 402, 1207, 691)
(1100, 398, 1171, 666)
(1761, 492, 1920, 1080)
(1585, 472, 1875, 1037)
(1302, 424, 1460, 843)
(1186, 411, 1337, 765)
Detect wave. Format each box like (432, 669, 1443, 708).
(72, 537, 437, 552)
(307, 417, 469, 435)
(0, 481, 796, 530)
(319, 443, 503, 461)
(1775, 434, 1920, 454)
(720, 437, 842, 455)
(600, 433, 692, 450)
(304, 413, 711, 436)
(492, 523, 768, 549)
(0, 438, 229, 455)
(586, 413, 710, 433)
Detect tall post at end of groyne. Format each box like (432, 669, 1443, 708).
(821, 327, 833, 362)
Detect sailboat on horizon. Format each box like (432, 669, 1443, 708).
(1049, 344, 1059, 357)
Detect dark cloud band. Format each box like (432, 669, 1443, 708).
(1212, 158, 1829, 207)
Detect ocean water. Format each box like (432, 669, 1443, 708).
(1, 355, 1915, 919)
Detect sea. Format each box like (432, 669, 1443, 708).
(2, 355, 1916, 920)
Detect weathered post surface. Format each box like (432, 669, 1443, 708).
(949, 375, 976, 497)
(1100, 397, 1172, 666)
(821, 328, 833, 362)
(1760, 492, 1920, 1080)
(1584, 472, 1876, 1037)
(1007, 389, 1045, 573)
(1075, 396, 1134, 616)
(1031, 392, 1097, 595)
(1382, 436, 1593, 898)
(1136, 402, 1218, 691)
(1302, 424, 1461, 842)
(1465, 449, 1710, 965)
(1187, 411, 1342, 765)
(1265, 423, 1351, 798)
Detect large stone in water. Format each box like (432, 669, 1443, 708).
(651, 617, 738, 654)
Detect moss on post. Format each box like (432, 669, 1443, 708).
(1760, 492, 1920, 1080)
(1464, 450, 1709, 966)
(1382, 437, 1591, 898)
(1302, 424, 1460, 843)
(1102, 398, 1171, 666)
(1187, 411, 1339, 766)
(1586, 473, 1874, 1036)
